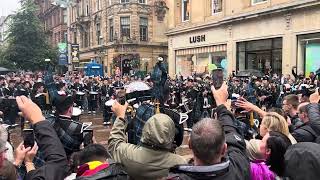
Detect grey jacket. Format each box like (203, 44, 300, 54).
(108, 113, 187, 180)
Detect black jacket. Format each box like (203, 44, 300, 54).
(168, 105, 250, 180)
(292, 103, 320, 143)
(75, 163, 129, 180)
(25, 120, 68, 180)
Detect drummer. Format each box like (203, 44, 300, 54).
(72, 77, 85, 110)
(85, 77, 100, 114)
(31, 82, 46, 112)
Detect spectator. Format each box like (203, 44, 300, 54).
(282, 94, 303, 128)
(0, 159, 17, 180)
(246, 112, 296, 161)
(108, 101, 187, 179)
(13, 96, 68, 180)
(75, 144, 128, 179)
(251, 131, 292, 179)
(0, 125, 14, 162)
(289, 90, 320, 143)
(167, 83, 250, 179)
(284, 142, 320, 180)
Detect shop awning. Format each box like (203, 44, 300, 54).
(176, 44, 227, 56)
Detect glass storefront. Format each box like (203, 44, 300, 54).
(237, 38, 282, 75)
(176, 51, 227, 76)
(297, 33, 320, 76)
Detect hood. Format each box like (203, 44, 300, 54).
(140, 113, 175, 150)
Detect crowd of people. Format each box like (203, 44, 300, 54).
(0, 62, 320, 180)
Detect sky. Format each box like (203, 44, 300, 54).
(0, 0, 21, 17)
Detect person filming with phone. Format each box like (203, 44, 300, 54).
(12, 96, 68, 180)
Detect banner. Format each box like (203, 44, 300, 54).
(71, 44, 80, 63)
(58, 43, 68, 65)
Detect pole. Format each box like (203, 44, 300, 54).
(121, 44, 124, 77)
(67, 5, 72, 72)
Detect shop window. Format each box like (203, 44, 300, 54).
(252, 0, 267, 5)
(140, 17, 148, 41)
(212, 0, 222, 14)
(120, 16, 130, 39)
(139, 0, 146, 4)
(120, 0, 130, 3)
(181, 0, 190, 22)
(109, 18, 114, 42)
(236, 38, 282, 75)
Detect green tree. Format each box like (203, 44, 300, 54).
(1, 0, 57, 70)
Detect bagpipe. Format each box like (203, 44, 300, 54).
(108, 59, 187, 149)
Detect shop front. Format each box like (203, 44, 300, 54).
(175, 44, 227, 77)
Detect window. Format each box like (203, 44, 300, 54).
(252, 0, 267, 5)
(212, 0, 222, 14)
(139, 0, 146, 4)
(120, 0, 129, 3)
(109, 0, 112, 6)
(73, 31, 77, 44)
(181, 0, 190, 22)
(140, 17, 148, 41)
(63, 9, 67, 23)
(120, 17, 130, 38)
(85, 4, 89, 16)
(236, 38, 282, 75)
(109, 18, 114, 42)
(96, 23, 102, 45)
(97, 0, 101, 11)
(82, 31, 89, 48)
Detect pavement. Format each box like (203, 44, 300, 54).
(10, 112, 192, 157)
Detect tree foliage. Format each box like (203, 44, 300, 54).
(1, 0, 57, 71)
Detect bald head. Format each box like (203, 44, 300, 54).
(190, 118, 226, 165)
(298, 102, 310, 123)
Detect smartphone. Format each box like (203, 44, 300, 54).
(23, 129, 35, 148)
(83, 129, 93, 147)
(212, 68, 224, 89)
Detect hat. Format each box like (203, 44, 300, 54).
(33, 82, 45, 90)
(284, 142, 320, 180)
(8, 79, 15, 84)
(52, 94, 74, 113)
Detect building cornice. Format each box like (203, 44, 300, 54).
(166, 0, 320, 36)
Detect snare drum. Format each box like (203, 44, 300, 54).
(89, 91, 99, 100)
(72, 107, 82, 121)
(104, 99, 115, 119)
(76, 91, 85, 101)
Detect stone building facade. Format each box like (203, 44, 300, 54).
(69, 0, 169, 75)
(0, 16, 10, 47)
(35, 0, 68, 47)
(166, 0, 320, 77)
